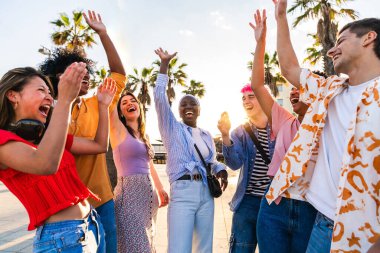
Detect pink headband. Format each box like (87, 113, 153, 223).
(240, 83, 253, 93)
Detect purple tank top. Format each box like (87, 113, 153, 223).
(113, 130, 150, 176)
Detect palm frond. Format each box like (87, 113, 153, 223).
(59, 13, 70, 26)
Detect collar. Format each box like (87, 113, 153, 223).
(181, 122, 208, 135)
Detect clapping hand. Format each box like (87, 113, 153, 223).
(97, 78, 116, 107)
(57, 62, 87, 104)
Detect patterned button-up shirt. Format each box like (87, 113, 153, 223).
(266, 69, 380, 252)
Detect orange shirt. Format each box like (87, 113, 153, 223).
(69, 72, 126, 207)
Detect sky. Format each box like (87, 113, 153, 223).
(0, 0, 378, 141)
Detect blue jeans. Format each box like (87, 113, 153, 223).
(306, 211, 334, 253)
(168, 180, 214, 253)
(229, 194, 262, 253)
(95, 200, 117, 253)
(257, 197, 317, 253)
(33, 209, 105, 253)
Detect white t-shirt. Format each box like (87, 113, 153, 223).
(192, 127, 210, 163)
(306, 79, 372, 220)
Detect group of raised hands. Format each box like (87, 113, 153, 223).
(58, 0, 289, 118)
(57, 63, 116, 108)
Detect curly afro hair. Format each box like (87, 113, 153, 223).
(39, 48, 95, 97)
(312, 70, 328, 78)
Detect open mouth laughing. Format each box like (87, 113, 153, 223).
(127, 105, 137, 112)
(39, 104, 51, 118)
(290, 97, 299, 105)
(244, 105, 254, 112)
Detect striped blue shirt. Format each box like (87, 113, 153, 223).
(154, 74, 226, 184)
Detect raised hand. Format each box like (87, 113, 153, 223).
(273, 0, 288, 20)
(249, 9, 267, 43)
(155, 48, 177, 74)
(154, 48, 177, 63)
(217, 112, 231, 136)
(58, 62, 87, 103)
(97, 77, 116, 107)
(83, 10, 106, 35)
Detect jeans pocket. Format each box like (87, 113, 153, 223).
(33, 239, 57, 253)
(58, 228, 88, 252)
(34, 227, 89, 253)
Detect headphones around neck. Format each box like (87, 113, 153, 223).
(7, 119, 45, 144)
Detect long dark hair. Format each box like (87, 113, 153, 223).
(116, 91, 154, 158)
(0, 67, 54, 129)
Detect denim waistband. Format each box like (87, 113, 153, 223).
(36, 208, 99, 240)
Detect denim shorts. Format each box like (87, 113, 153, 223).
(33, 208, 105, 253)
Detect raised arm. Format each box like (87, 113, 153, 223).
(70, 78, 116, 155)
(109, 103, 126, 149)
(153, 48, 179, 139)
(273, 0, 301, 88)
(0, 63, 86, 175)
(249, 9, 275, 121)
(84, 10, 125, 75)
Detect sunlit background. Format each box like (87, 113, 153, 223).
(0, 0, 378, 140)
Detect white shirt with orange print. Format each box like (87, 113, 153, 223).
(266, 68, 380, 253)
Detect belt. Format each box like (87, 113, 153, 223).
(177, 174, 203, 181)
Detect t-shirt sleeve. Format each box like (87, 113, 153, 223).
(65, 134, 74, 150)
(271, 102, 294, 138)
(0, 130, 24, 145)
(109, 72, 127, 112)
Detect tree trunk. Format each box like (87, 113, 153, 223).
(318, 4, 337, 76)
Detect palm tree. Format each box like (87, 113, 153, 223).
(303, 33, 323, 66)
(288, 0, 358, 75)
(248, 51, 286, 97)
(50, 11, 96, 56)
(182, 80, 206, 98)
(127, 67, 155, 117)
(90, 66, 108, 89)
(152, 57, 188, 106)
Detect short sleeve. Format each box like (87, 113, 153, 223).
(0, 130, 25, 145)
(109, 72, 127, 112)
(271, 102, 294, 138)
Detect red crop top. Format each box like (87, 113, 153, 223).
(0, 130, 100, 230)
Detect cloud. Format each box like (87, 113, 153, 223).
(210, 11, 232, 30)
(179, 29, 194, 36)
